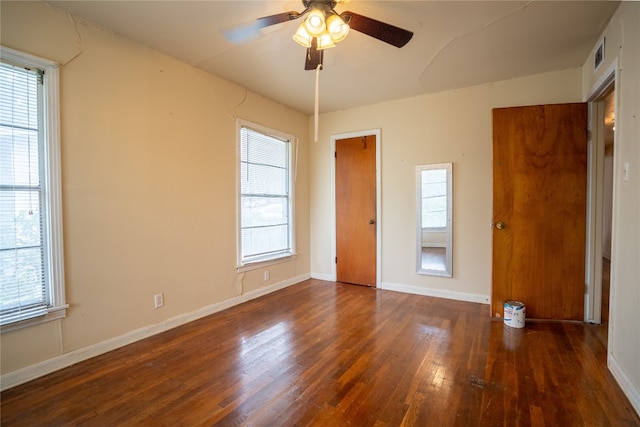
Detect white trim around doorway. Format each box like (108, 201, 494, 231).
(330, 129, 382, 287)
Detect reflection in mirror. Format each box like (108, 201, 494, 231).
(416, 163, 452, 277)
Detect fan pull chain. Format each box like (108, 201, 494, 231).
(314, 63, 321, 143)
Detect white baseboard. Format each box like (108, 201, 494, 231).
(0, 274, 310, 391)
(379, 281, 490, 305)
(310, 272, 333, 281)
(608, 354, 640, 416)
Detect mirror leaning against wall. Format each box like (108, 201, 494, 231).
(416, 163, 453, 277)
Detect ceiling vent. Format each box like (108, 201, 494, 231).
(594, 37, 605, 71)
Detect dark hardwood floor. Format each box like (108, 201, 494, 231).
(593, 257, 611, 348)
(420, 247, 447, 272)
(2, 279, 639, 426)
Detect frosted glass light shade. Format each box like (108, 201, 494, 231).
(293, 24, 313, 47)
(327, 14, 349, 43)
(316, 31, 336, 50)
(304, 9, 326, 36)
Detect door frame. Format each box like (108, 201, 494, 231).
(584, 58, 618, 324)
(330, 129, 382, 287)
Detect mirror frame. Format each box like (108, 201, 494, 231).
(416, 163, 453, 277)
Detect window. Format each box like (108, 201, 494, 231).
(0, 47, 66, 331)
(421, 168, 448, 229)
(237, 120, 295, 269)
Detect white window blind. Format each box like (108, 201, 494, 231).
(421, 168, 447, 229)
(0, 48, 66, 330)
(238, 124, 294, 266)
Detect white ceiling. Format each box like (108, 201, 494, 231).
(46, 0, 620, 114)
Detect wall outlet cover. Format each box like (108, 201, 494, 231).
(154, 293, 164, 308)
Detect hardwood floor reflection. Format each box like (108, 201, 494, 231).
(421, 247, 446, 272)
(2, 279, 638, 426)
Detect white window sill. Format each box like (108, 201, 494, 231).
(0, 305, 68, 334)
(236, 253, 297, 273)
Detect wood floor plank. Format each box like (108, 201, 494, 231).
(2, 279, 639, 426)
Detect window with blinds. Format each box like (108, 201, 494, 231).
(238, 122, 294, 267)
(1, 48, 65, 330)
(421, 168, 448, 229)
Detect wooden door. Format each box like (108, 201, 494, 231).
(492, 103, 587, 320)
(336, 135, 377, 286)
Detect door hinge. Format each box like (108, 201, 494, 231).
(335, 257, 337, 264)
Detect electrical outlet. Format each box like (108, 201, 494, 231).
(154, 293, 164, 308)
(263, 271, 270, 281)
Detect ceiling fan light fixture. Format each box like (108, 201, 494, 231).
(304, 8, 326, 36)
(293, 24, 313, 47)
(316, 31, 336, 50)
(326, 14, 349, 43)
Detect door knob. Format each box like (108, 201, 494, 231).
(495, 221, 506, 230)
(369, 219, 375, 224)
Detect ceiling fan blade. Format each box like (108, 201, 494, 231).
(256, 11, 302, 27)
(341, 11, 413, 48)
(224, 11, 301, 44)
(305, 38, 324, 70)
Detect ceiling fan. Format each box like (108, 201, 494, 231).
(224, 0, 414, 70)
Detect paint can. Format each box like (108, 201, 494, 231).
(504, 300, 526, 328)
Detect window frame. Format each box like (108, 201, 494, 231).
(1, 46, 66, 332)
(236, 119, 296, 272)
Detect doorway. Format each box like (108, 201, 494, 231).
(331, 129, 381, 287)
(599, 87, 615, 329)
(586, 81, 616, 332)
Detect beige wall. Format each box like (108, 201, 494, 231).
(1, 2, 310, 377)
(311, 69, 583, 300)
(581, 2, 640, 412)
(2, 1, 637, 413)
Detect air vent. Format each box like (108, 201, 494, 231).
(594, 37, 605, 71)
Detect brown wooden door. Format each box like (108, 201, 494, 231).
(492, 103, 587, 320)
(336, 135, 377, 286)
